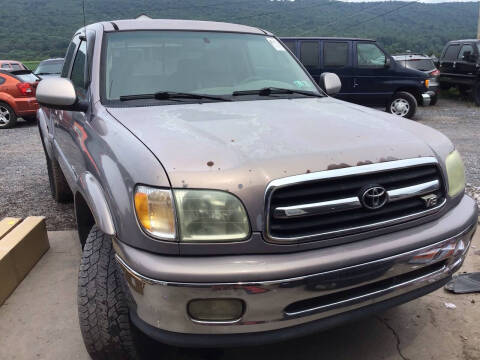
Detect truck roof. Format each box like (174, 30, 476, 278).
(93, 19, 271, 36)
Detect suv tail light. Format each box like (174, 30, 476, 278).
(430, 69, 440, 76)
(16, 82, 34, 96)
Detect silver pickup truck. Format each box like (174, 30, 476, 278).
(36, 19, 477, 360)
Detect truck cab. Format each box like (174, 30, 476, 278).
(281, 37, 431, 118)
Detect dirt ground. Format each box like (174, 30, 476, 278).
(0, 96, 478, 231)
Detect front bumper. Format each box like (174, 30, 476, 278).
(421, 92, 431, 106)
(115, 195, 477, 345)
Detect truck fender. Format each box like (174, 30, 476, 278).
(78, 172, 116, 236)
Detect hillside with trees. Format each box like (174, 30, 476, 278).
(0, 0, 478, 60)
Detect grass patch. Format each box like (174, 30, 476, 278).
(21, 61, 41, 71)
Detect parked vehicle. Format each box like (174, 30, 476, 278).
(36, 19, 477, 359)
(0, 69, 39, 128)
(280, 37, 431, 118)
(438, 39, 480, 105)
(34, 58, 64, 79)
(0, 60, 28, 72)
(393, 53, 440, 105)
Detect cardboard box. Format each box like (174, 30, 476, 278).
(0, 217, 50, 306)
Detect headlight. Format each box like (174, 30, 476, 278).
(174, 190, 250, 242)
(445, 150, 465, 197)
(134, 186, 176, 239)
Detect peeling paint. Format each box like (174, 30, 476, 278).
(327, 163, 351, 170)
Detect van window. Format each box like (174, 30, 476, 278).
(282, 40, 296, 54)
(62, 41, 78, 78)
(357, 43, 386, 67)
(443, 44, 460, 61)
(324, 42, 348, 67)
(300, 42, 319, 68)
(458, 44, 474, 61)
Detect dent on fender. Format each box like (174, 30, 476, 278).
(79, 172, 116, 236)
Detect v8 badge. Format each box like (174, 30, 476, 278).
(421, 194, 438, 208)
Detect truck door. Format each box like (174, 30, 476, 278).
(352, 41, 394, 106)
(455, 43, 479, 86)
(321, 40, 353, 100)
(439, 43, 461, 80)
(298, 40, 321, 84)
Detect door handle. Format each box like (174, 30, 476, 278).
(353, 79, 359, 88)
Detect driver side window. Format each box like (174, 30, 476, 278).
(70, 41, 87, 99)
(357, 43, 386, 67)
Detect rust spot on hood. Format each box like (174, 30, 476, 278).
(357, 160, 373, 166)
(327, 163, 351, 170)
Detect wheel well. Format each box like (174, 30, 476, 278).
(395, 87, 421, 103)
(75, 192, 95, 248)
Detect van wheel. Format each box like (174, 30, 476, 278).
(78, 225, 141, 360)
(0, 102, 17, 129)
(387, 92, 417, 119)
(45, 154, 73, 203)
(473, 82, 480, 106)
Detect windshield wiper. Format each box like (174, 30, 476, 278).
(120, 91, 231, 102)
(232, 87, 323, 97)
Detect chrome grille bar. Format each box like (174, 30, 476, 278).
(273, 179, 440, 219)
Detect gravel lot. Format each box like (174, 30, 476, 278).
(0, 97, 478, 231)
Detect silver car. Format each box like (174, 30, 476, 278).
(36, 19, 477, 359)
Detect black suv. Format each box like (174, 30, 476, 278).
(438, 39, 480, 105)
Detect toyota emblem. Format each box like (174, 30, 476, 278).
(361, 185, 388, 210)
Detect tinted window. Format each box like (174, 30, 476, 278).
(324, 42, 348, 67)
(71, 41, 87, 90)
(300, 42, 319, 68)
(104, 31, 319, 101)
(404, 59, 435, 71)
(282, 40, 296, 54)
(34, 61, 63, 75)
(443, 44, 460, 61)
(357, 43, 386, 67)
(458, 44, 474, 61)
(62, 42, 78, 78)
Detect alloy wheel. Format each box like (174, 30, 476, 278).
(0, 106, 10, 127)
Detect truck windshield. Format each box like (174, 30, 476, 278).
(404, 59, 435, 72)
(34, 61, 63, 75)
(103, 31, 320, 101)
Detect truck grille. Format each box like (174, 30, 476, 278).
(265, 158, 446, 243)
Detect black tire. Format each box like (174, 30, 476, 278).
(45, 154, 73, 203)
(0, 102, 17, 129)
(473, 82, 480, 106)
(78, 226, 140, 360)
(386, 91, 417, 119)
(430, 93, 438, 106)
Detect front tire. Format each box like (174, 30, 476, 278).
(0, 102, 17, 129)
(78, 225, 140, 360)
(386, 91, 417, 119)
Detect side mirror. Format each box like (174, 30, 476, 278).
(36, 78, 88, 112)
(385, 57, 392, 68)
(320, 72, 342, 96)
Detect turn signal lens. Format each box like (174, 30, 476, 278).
(134, 186, 176, 240)
(445, 150, 465, 197)
(424, 79, 429, 88)
(188, 299, 245, 322)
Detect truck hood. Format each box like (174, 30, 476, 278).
(107, 97, 452, 230)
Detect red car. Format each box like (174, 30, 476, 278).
(0, 60, 28, 71)
(0, 70, 40, 128)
